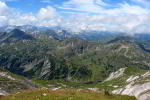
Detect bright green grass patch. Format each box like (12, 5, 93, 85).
(124, 66, 146, 76)
(0, 76, 10, 81)
(2, 89, 136, 100)
(32, 79, 87, 88)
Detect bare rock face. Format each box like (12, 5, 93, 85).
(113, 82, 150, 100)
(112, 71, 150, 100)
(116, 82, 150, 96)
(0, 89, 8, 96)
(126, 76, 139, 83)
(104, 68, 126, 82)
(139, 93, 150, 100)
(0, 72, 16, 81)
(0, 70, 38, 95)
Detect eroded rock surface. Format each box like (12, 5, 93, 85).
(112, 71, 150, 100)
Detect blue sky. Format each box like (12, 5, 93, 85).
(3, 0, 149, 13)
(0, 0, 150, 34)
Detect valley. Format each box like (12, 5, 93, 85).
(0, 27, 150, 100)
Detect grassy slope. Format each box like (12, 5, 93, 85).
(1, 38, 150, 83)
(0, 69, 38, 93)
(32, 66, 148, 91)
(1, 89, 136, 100)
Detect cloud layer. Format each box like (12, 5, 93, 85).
(0, 0, 150, 34)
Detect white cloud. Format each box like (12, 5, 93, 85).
(0, 1, 10, 26)
(37, 6, 57, 20)
(36, 6, 62, 27)
(58, 0, 150, 34)
(61, 0, 149, 15)
(69, 13, 150, 34)
(10, 14, 37, 26)
(62, 0, 104, 13)
(0, 0, 150, 34)
(0, 16, 8, 26)
(0, 1, 10, 15)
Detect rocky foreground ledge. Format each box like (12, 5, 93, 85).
(104, 68, 150, 100)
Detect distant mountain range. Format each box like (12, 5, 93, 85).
(0, 25, 150, 53)
(0, 26, 150, 80)
(1, 25, 150, 41)
(0, 29, 35, 43)
(1, 25, 150, 53)
(1, 25, 150, 100)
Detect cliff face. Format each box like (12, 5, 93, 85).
(103, 67, 150, 100)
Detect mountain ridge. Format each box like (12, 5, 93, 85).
(0, 26, 150, 100)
